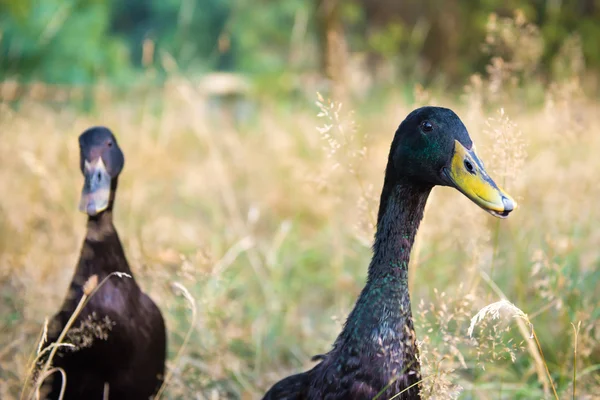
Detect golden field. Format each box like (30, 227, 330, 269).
(0, 69, 599, 400)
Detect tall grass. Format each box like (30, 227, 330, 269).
(1, 15, 599, 400)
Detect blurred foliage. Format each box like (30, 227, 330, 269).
(0, 0, 599, 86)
(0, 0, 130, 83)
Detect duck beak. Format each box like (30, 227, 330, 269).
(442, 140, 516, 218)
(79, 158, 112, 216)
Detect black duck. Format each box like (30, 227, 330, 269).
(41, 127, 167, 400)
(263, 107, 516, 400)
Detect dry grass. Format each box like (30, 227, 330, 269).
(1, 20, 600, 399)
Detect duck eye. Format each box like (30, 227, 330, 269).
(464, 159, 475, 174)
(107, 140, 113, 147)
(420, 121, 433, 132)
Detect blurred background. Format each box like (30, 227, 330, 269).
(1, 1, 599, 399)
(0, 0, 599, 98)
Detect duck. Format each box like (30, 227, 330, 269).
(263, 107, 516, 400)
(41, 127, 167, 400)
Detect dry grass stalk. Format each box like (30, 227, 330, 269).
(34, 368, 66, 400)
(23, 273, 131, 399)
(476, 271, 558, 399)
(571, 321, 581, 400)
(154, 282, 197, 400)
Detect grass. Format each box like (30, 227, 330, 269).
(1, 27, 599, 400)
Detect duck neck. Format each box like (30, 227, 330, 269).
(369, 180, 431, 279)
(78, 184, 132, 278)
(337, 179, 431, 363)
(84, 178, 119, 242)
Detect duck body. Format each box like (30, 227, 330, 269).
(264, 107, 516, 399)
(42, 127, 166, 400)
(265, 184, 427, 400)
(266, 287, 420, 399)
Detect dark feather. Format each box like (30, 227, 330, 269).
(262, 107, 516, 399)
(40, 127, 166, 400)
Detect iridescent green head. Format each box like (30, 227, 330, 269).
(387, 106, 516, 218)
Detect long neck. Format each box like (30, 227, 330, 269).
(369, 180, 431, 279)
(83, 177, 119, 243)
(77, 183, 132, 279)
(85, 209, 118, 243)
(337, 178, 431, 358)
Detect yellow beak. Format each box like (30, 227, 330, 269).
(443, 140, 517, 218)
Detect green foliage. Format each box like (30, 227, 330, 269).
(0, 0, 130, 83)
(0, 0, 599, 88)
(230, 0, 310, 74)
(111, 0, 233, 72)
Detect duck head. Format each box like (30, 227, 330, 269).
(78, 127, 124, 216)
(388, 106, 516, 218)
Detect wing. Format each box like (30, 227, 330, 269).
(262, 371, 310, 400)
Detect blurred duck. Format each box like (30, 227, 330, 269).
(42, 127, 166, 400)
